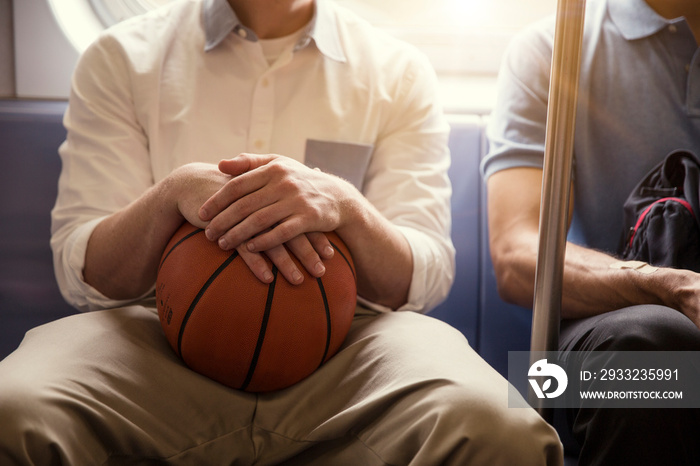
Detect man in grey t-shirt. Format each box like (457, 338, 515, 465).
(483, 0, 700, 464)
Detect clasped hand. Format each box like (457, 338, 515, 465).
(179, 154, 347, 286)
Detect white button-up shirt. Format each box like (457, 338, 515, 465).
(51, 0, 455, 313)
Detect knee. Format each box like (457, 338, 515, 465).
(587, 305, 700, 351)
(411, 382, 563, 466)
(463, 395, 562, 466)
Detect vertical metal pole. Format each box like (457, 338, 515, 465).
(529, 0, 587, 417)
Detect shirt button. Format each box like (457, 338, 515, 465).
(237, 27, 248, 39)
(254, 140, 264, 150)
(669, 24, 678, 33)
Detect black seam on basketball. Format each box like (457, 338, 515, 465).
(158, 227, 205, 272)
(328, 240, 355, 281)
(240, 266, 278, 391)
(316, 277, 332, 368)
(177, 250, 239, 358)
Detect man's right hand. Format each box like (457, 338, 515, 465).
(170, 162, 333, 286)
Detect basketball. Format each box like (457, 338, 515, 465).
(155, 222, 357, 393)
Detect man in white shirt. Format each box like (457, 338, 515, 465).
(0, 0, 563, 464)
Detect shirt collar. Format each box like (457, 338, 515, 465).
(608, 0, 684, 40)
(202, 0, 346, 62)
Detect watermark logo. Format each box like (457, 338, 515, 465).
(510, 351, 697, 408)
(528, 358, 568, 399)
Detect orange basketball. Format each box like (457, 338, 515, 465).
(155, 222, 357, 393)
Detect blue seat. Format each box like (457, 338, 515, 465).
(429, 115, 483, 348)
(432, 114, 532, 377)
(0, 100, 76, 358)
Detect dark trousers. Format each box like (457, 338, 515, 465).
(559, 305, 700, 466)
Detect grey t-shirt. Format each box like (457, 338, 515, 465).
(482, 0, 700, 253)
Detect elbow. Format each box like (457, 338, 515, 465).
(490, 247, 535, 309)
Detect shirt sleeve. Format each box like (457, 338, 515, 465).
(480, 19, 555, 182)
(50, 33, 155, 312)
(360, 51, 456, 314)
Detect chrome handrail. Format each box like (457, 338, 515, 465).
(529, 0, 587, 418)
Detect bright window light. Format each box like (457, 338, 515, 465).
(89, 0, 175, 26)
(47, 0, 104, 53)
(335, 0, 556, 32)
(335, 0, 557, 75)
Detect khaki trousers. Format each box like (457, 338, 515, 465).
(0, 305, 562, 465)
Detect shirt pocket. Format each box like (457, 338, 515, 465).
(304, 139, 374, 192)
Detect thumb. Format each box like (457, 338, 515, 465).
(218, 153, 278, 176)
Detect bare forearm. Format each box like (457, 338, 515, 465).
(494, 232, 693, 320)
(83, 176, 184, 300)
(558, 243, 663, 318)
(486, 168, 697, 322)
(336, 194, 412, 310)
(560, 243, 700, 322)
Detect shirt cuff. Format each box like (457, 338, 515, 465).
(397, 226, 431, 313)
(60, 217, 154, 312)
(357, 226, 454, 314)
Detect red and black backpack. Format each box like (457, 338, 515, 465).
(618, 150, 700, 272)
